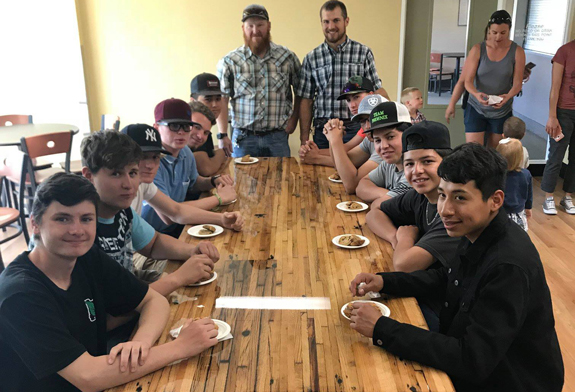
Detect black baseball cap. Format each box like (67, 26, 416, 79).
(121, 124, 171, 155)
(337, 76, 375, 100)
(368, 102, 412, 133)
(190, 73, 223, 97)
(242, 4, 269, 22)
(401, 121, 451, 153)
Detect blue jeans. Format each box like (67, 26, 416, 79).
(313, 118, 361, 149)
(231, 129, 290, 158)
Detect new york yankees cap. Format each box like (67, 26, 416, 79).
(121, 123, 172, 155)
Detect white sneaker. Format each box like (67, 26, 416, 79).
(543, 197, 557, 215)
(560, 197, 575, 215)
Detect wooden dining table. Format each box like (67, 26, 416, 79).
(108, 157, 454, 392)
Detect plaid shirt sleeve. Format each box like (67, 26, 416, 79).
(216, 56, 232, 96)
(296, 54, 316, 99)
(364, 49, 382, 90)
(289, 52, 302, 96)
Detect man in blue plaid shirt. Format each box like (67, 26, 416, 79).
(297, 1, 389, 150)
(216, 4, 301, 158)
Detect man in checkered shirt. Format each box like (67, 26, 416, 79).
(216, 4, 301, 158)
(297, 0, 389, 150)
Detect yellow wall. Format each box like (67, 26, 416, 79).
(75, 0, 402, 155)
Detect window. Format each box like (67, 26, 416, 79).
(523, 0, 569, 54)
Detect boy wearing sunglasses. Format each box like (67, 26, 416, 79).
(141, 98, 236, 237)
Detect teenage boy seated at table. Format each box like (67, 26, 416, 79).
(366, 121, 458, 272)
(299, 77, 382, 168)
(316, 95, 388, 195)
(122, 123, 243, 276)
(349, 143, 564, 392)
(189, 73, 230, 175)
(124, 123, 243, 230)
(141, 98, 236, 238)
(81, 130, 219, 294)
(0, 173, 219, 392)
(355, 101, 413, 203)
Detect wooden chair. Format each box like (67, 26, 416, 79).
(0, 151, 31, 272)
(18, 131, 74, 210)
(0, 114, 33, 128)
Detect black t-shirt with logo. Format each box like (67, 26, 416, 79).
(192, 135, 215, 158)
(0, 246, 148, 392)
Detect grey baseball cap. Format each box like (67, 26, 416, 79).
(351, 94, 388, 122)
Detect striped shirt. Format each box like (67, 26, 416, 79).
(296, 37, 382, 119)
(411, 110, 426, 124)
(217, 42, 301, 132)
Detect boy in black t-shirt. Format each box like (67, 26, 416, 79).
(349, 144, 564, 392)
(0, 173, 218, 392)
(366, 121, 459, 273)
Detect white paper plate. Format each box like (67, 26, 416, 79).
(488, 95, 503, 105)
(337, 201, 368, 212)
(234, 157, 259, 165)
(328, 175, 343, 183)
(332, 234, 370, 249)
(170, 318, 231, 341)
(340, 300, 391, 320)
(187, 224, 224, 238)
(187, 271, 217, 287)
(213, 319, 231, 340)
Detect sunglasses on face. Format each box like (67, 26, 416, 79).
(158, 121, 200, 133)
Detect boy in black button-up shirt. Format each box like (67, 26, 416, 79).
(349, 143, 564, 392)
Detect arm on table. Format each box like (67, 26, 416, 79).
(366, 204, 398, 248)
(59, 318, 218, 392)
(356, 175, 391, 203)
(193, 150, 228, 177)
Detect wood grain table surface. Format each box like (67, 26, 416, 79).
(108, 157, 454, 392)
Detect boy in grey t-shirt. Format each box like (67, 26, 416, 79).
(356, 103, 412, 203)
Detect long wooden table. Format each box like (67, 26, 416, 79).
(109, 157, 454, 392)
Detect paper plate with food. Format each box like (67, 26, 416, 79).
(328, 172, 343, 183)
(340, 300, 390, 320)
(332, 234, 370, 249)
(187, 224, 224, 238)
(187, 271, 218, 287)
(337, 201, 368, 212)
(234, 155, 259, 164)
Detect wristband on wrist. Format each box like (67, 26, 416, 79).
(210, 174, 221, 187)
(214, 192, 222, 206)
(217, 133, 228, 140)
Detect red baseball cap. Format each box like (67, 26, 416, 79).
(154, 98, 193, 124)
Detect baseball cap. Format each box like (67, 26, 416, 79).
(242, 4, 269, 22)
(351, 94, 388, 121)
(154, 98, 193, 124)
(368, 102, 411, 132)
(402, 121, 451, 153)
(337, 76, 375, 100)
(190, 73, 223, 97)
(121, 124, 171, 155)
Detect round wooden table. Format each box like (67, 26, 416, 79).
(0, 123, 79, 146)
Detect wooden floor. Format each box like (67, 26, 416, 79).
(2, 176, 574, 391)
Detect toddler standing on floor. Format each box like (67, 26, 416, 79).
(401, 87, 426, 124)
(503, 116, 530, 168)
(497, 138, 533, 231)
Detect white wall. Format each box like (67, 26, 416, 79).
(431, 0, 468, 69)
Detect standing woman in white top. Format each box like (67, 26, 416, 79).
(463, 10, 526, 148)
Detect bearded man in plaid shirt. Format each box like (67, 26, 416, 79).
(297, 0, 389, 150)
(216, 4, 301, 158)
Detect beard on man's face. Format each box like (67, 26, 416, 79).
(243, 30, 271, 53)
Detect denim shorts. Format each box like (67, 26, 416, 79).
(464, 105, 512, 134)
